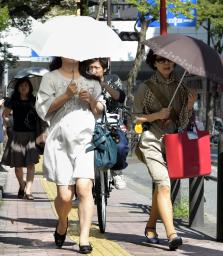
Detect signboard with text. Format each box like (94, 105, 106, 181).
(138, 0, 197, 27)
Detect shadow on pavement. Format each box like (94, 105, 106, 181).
(104, 230, 223, 255)
(2, 192, 54, 202)
(0, 235, 75, 250)
(0, 216, 56, 228)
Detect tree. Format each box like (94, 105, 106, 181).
(79, 0, 89, 15)
(0, 6, 16, 88)
(0, 1, 78, 29)
(196, 0, 223, 130)
(96, 0, 105, 20)
(0, 6, 9, 31)
(197, 0, 223, 54)
(125, 0, 194, 105)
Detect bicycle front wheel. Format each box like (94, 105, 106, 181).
(95, 168, 108, 233)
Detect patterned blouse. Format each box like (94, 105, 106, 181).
(103, 74, 125, 113)
(142, 71, 192, 135)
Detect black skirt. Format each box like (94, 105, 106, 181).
(1, 131, 40, 168)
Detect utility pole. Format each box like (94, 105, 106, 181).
(107, 0, 112, 73)
(160, 0, 167, 35)
(107, 0, 111, 27)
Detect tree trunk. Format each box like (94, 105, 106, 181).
(0, 61, 4, 88)
(126, 18, 148, 107)
(96, 0, 105, 20)
(80, 0, 89, 15)
(205, 81, 215, 131)
(206, 93, 214, 131)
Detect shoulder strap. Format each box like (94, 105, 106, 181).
(145, 81, 178, 122)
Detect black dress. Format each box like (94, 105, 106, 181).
(1, 98, 40, 168)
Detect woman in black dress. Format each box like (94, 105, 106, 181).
(1, 77, 40, 200)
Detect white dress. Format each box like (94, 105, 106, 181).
(35, 70, 103, 185)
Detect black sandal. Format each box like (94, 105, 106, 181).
(18, 188, 25, 198)
(18, 182, 26, 199)
(54, 218, 68, 248)
(168, 232, 183, 250)
(79, 244, 93, 254)
(144, 226, 159, 244)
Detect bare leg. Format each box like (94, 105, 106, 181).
(146, 185, 177, 239)
(25, 164, 35, 194)
(146, 187, 159, 232)
(15, 167, 25, 189)
(54, 185, 74, 235)
(76, 178, 94, 246)
(156, 186, 177, 239)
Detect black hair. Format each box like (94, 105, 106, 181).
(145, 49, 157, 70)
(83, 58, 109, 74)
(49, 57, 62, 71)
(49, 57, 100, 82)
(145, 49, 176, 70)
(11, 77, 35, 102)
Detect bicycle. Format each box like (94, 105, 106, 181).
(93, 167, 113, 233)
(121, 105, 140, 155)
(93, 111, 128, 233)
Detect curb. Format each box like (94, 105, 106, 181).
(0, 166, 8, 199)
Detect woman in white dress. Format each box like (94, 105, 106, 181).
(35, 57, 104, 254)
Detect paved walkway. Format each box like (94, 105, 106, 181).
(0, 161, 223, 255)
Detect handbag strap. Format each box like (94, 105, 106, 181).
(86, 110, 108, 153)
(99, 109, 110, 128)
(86, 134, 107, 152)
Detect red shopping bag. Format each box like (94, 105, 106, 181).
(164, 129, 212, 179)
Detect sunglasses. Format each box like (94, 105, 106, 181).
(155, 57, 172, 64)
(89, 66, 102, 71)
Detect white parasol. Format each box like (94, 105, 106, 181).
(24, 15, 123, 61)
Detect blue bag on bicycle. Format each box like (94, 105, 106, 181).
(86, 112, 118, 169)
(110, 129, 129, 170)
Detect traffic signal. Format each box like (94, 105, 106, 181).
(119, 31, 139, 41)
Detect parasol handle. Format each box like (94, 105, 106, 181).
(168, 70, 187, 108)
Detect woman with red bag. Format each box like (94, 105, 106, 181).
(134, 49, 197, 250)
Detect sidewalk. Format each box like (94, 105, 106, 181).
(0, 163, 223, 256)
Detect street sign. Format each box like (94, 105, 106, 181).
(138, 0, 197, 27)
(31, 50, 39, 57)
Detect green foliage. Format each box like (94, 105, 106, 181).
(197, 0, 223, 53)
(173, 199, 189, 219)
(0, 6, 16, 81)
(0, 0, 79, 84)
(42, 4, 77, 21)
(0, 0, 78, 24)
(0, 6, 9, 31)
(0, 42, 18, 89)
(79, 0, 89, 16)
(127, 0, 195, 25)
(197, 0, 223, 28)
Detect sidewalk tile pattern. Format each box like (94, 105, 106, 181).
(1, 165, 223, 255)
(41, 177, 131, 256)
